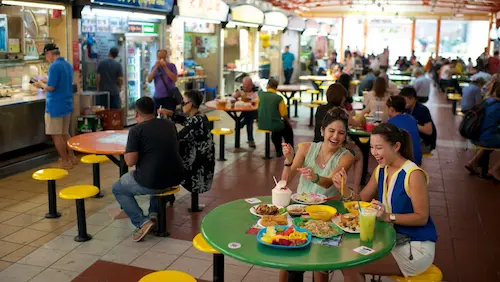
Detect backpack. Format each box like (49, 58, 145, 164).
(459, 99, 500, 140)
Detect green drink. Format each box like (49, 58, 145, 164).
(359, 207, 377, 242)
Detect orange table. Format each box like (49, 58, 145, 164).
(277, 84, 312, 117)
(67, 130, 129, 176)
(205, 100, 258, 149)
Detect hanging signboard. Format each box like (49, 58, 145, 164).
(264, 11, 288, 28)
(230, 4, 264, 25)
(178, 0, 229, 22)
(288, 16, 306, 31)
(128, 23, 158, 34)
(90, 0, 174, 12)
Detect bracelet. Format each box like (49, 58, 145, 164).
(284, 161, 293, 167)
(312, 173, 320, 183)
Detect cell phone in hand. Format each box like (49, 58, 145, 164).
(29, 78, 38, 84)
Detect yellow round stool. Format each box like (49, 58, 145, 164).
(207, 116, 221, 141)
(32, 168, 68, 219)
(139, 270, 196, 282)
(257, 128, 273, 159)
(211, 128, 234, 161)
(291, 97, 302, 118)
(153, 186, 180, 237)
(81, 155, 109, 198)
(447, 93, 461, 115)
(313, 100, 327, 105)
(359, 137, 370, 144)
(306, 104, 320, 127)
(59, 185, 99, 242)
(423, 153, 433, 157)
(193, 233, 224, 281)
(391, 264, 442, 282)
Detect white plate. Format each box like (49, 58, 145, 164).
(331, 215, 360, 233)
(257, 216, 293, 228)
(291, 193, 327, 205)
(249, 204, 284, 217)
(286, 204, 308, 216)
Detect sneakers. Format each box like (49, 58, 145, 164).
(248, 141, 256, 148)
(132, 220, 154, 242)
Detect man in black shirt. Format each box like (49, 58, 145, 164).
(97, 47, 124, 109)
(112, 97, 183, 242)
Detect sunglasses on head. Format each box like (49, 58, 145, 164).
(182, 101, 192, 106)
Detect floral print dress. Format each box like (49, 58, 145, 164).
(171, 112, 215, 194)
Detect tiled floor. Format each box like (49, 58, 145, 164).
(0, 88, 499, 282)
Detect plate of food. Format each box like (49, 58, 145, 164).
(291, 192, 327, 205)
(286, 204, 307, 217)
(257, 225, 312, 249)
(250, 204, 287, 217)
(332, 213, 360, 233)
(257, 215, 292, 228)
(293, 218, 343, 238)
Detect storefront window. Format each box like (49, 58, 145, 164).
(414, 20, 437, 62)
(439, 20, 489, 61)
(366, 18, 412, 64)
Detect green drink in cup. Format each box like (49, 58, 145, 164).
(359, 207, 377, 242)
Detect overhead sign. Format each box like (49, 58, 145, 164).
(288, 16, 306, 31)
(91, 0, 174, 12)
(178, 0, 229, 22)
(128, 23, 158, 34)
(231, 4, 264, 25)
(264, 11, 288, 28)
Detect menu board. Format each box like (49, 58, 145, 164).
(82, 15, 96, 33)
(96, 16, 109, 33)
(94, 33, 119, 62)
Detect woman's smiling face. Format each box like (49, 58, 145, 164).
(322, 120, 347, 150)
(370, 134, 400, 167)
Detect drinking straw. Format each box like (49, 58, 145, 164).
(341, 174, 344, 197)
(358, 200, 363, 214)
(273, 176, 278, 186)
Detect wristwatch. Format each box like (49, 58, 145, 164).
(389, 214, 396, 222)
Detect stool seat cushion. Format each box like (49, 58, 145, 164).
(291, 97, 302, 101)
(313, 100, 327, 105)
(207, 116, 221, 122)
(139, 270, 196, 282)
(306, 89, 320, 94)
(59, 185, 99, 200)
(391, 264, 442, 282)
(359, 137, 370, 144)
(423, 153, 433, 157)
(32, 168, 68, 181)
(447, 94, 461, 100)
(211, 128, 234, 135)
(306, 104, 320, 108)
(257, 129, 272, 133)
(193, 233, 220, 254)
(473, 145, 499, 151)
(155, 186, 181, 196)
(81, 155, 109, 164)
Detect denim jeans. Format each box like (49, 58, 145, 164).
(112, 172, 173, 228)
(241, 111, 257, 142)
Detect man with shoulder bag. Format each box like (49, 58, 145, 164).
(148, 49, 181, 112)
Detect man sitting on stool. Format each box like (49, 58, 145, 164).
(112, 97, 183, 242)
(258, 78, 294, 157)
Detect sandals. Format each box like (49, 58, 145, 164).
(464, 165, 479, 175)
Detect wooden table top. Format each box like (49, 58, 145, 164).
(205, 100, 258, 112)
(299, 75, 337, 81)
(277, 85, 313, 92)
(67, 130, 129, 155)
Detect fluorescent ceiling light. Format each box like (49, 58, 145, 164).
(2, 0, 65, 10)
(85, 8, 165, 20)
(178, 16, 221, 24)
(228, 21, 259, 28)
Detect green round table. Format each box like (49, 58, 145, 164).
(201, 196, 396, 282)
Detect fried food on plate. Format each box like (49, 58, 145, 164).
(261, 215, 288, 227)
(255, 204, 279, 215)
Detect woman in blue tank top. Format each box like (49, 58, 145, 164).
(333, 123, 437, 281)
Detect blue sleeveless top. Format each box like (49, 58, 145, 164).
(375, 161, 437, 242)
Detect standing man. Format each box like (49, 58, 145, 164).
(96, 47, 124, 109)
(34, 43, 76, 169)
(148, 49, 178, 112)
(112, 97, 183, 242)
(412, 67, 431, 103)
(282, 46, 295, 85)
(488, 51, 500, 75)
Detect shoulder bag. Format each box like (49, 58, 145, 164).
(158, 67, 183, 105)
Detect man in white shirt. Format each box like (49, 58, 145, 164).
(412, 68, 431, 103)
(439, 60, 461, 94)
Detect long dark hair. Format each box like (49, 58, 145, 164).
(326, 83, 348, 106)
(373, 77, 387, 99)
(371, 123, 414, 162)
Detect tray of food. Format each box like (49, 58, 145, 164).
(257, 215, 292, 228)
(250, 204, 287, 217)
(286, 204, 307, 217)
(332, 213, 360, 233)
(293, 218, 343, 238)
(291, 192, 327, 205)
(257, 225, 312, 249)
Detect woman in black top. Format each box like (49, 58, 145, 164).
(159, 90, 215, 205)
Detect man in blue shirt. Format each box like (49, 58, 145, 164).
(282, 46, 295, 85)
(412, 67, 431, 103)
(386, 95, 423, 165)
(461, 77, 485, 112)
(34, 44, 75, 169)
(357, 68, 377, 96)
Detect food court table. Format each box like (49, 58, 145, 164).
(299, 75, 336, 90)
(277, 84, 312, 117)
(205, 100, 258, 150)
(388, 75, 412, 84)
(67, 130, 129, 177)
(348, 128, 371, 185)
(201, 196, 396, 282)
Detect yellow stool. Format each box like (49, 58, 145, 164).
(59, 185, 99, 242)
(257, 129, 273, 159)
(447, 93, 461, 115)
(291, 97, 302, 118)
(306, 104, 320, 127)
(391, 264, 442, 282)
(313, 100, 327, 105)
(359, 137, 370, 144)
(193, 233, 224, 282)
(81, 155, 109, 198)
(423, 153, 433, 157)
(446, 86, 455, 93)
(207, 116, 220, 140)
(211, 128, 234, 161)
(32, 168, 68, 219)
(473, 145, 500, 178)
(306, 89, 320, 103)
(139, 270, 196, 282)
(153, 186, 180, 237)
